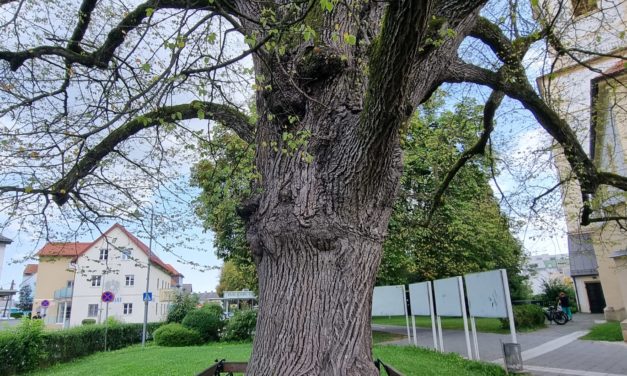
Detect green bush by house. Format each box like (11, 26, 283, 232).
(81, 319, 96, 325)
(222, 310, 257, 342)
(154, 323, 203, 347)
(182, 305, 224, 342)
(500, 304, 545, 330)
(0, 319, 163, 375)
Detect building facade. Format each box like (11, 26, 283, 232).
(524, 254, 571, 295)
(537, 0, 627, 334)
(32, 224, 181, 328)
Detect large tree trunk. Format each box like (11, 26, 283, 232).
(248, 234, 384, 375)
(237, 2, 483, 374)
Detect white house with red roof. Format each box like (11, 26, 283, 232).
(31, 224, 182, 328)
(69, 224, 182, 327)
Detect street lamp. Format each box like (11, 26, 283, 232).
(141, 205, 154, 347)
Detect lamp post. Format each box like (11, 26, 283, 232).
(141, 205, 154, 347)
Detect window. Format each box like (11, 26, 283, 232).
(571, 0, 597, 17)
(88, 304, 99, 317)
(120, 247, 131, 260)
(99, 248, 108, 260)
(125, 275, 134, 286)
(91, 275, 101, 287)
(123, 303, 133, 315)
(66, 280, 73, 288)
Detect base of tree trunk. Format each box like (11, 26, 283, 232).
(196, 360, 405, 376)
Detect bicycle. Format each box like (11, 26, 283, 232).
(544, 305, 568, 325)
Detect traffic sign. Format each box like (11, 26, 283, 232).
(101, 291, 115, 303)
(41, 299, 50, 307)
(143, 292, 153, 302)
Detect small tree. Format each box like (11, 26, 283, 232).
(166, 292, 199, 324)
(540, 278, 577, 307)
(16, 285, 33, 312)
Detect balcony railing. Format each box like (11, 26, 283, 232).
(53, 287, 73, 300)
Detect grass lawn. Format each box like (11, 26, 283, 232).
(372, 330, 407, 344)
(372, 316, 508, 333)
(27, 342, 505, 376)
(580, 322, 624, 342)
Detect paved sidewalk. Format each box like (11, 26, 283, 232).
(373, 314, 627, 375)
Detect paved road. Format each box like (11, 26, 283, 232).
(373, 314, 627, 376)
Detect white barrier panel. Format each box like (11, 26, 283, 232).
(372, 285, 406, 316)
(408, 282, 431, 316)
(433, 277, 463, 317)
(464, 269, 508, 318)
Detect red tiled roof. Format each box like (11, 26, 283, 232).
(86, 223, 181, 277)
(37, 242, 91, 257)
(23, 264, 38, 275)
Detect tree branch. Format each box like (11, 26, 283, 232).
(425, 90, 504, 225)
(0, 0, 234, 71)
(50, 102, 252, 206)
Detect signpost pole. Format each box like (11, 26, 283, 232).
(402, 286, 411, 345)
(458, 276, 473, 360)
(142, 207, 154, 347)
(470, 316, 480, 360)
(437, 316, 444, 352)
(411, 315, 417, 346)
(104, 301, 109, 351)
(428, 282, 438, 351)
(501, 269, 517, 343)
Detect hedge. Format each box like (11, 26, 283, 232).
(154, 323, 203, 347)
(222, 310, 257, 342)
(181, 305, 224, 342)
(500, 304, 545, 330)
(0, 319, 164, 375)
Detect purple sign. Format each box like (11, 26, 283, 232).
(101, 291, 115, 303)
(41, 299, 50, 307)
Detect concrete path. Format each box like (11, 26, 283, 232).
(373, 314, 627, 375)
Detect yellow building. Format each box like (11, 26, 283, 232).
(537, 1, 627, 340)
(32, 242, 90, 328)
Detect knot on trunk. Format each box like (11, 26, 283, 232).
(296, 46, 346, 86)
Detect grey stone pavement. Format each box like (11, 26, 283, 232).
(373, 314, 627, 376)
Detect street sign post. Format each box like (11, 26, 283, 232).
(101, 291, 114, 351)
(143, 292, 152, 302)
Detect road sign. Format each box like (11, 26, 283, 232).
(143, 292, 153, 302)
(41, 299, 50, 307)
(101, 291, 115, 303)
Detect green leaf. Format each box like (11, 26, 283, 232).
(140, 63, 151, 73)
(320, 0, 333, 12)
(197, 110, 205, 120)
(145, 7, 155, 17)
(343, 33, 356, 45)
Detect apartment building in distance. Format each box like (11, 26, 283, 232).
(536, 0, 627, 337)
(32, 224, 182, 328)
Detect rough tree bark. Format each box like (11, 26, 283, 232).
(237, 2, 484, 374)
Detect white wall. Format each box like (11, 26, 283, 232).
(70, 227, 174, 327)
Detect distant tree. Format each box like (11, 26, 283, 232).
(166, 292, 199, 324)
(216, 260, 257, 296)
(16, 285, 33, 312)
(377, 93, 530, 299)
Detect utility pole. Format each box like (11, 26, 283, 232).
(142, 206, 154, 347)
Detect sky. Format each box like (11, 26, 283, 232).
(0, 1, 573, 294)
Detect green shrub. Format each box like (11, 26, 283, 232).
(0, 318, 45, 374)
(222, 310, 257, 342)
(182, 305, 224, 342)
(154, 323, 202, 347)
(167, 293, 199, 323)
(10, 312, 24, 319)
(0, 320, 163, 374)
(540, 278, 577, 309)
(501, 304, 545, 330)
(82, 319, 96, 325)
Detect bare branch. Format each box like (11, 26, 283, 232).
(50, 101, 252, 206)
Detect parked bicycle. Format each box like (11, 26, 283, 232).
(544, 305, 568, 325)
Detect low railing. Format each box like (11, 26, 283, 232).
(53, 287, 73, 300)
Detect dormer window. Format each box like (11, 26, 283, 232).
(99, 248, 108, 260)
(571, 0, 597, 17)
(120, 247, 131, 260)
